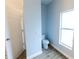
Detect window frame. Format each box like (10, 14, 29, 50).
(59, 9, 74, 50)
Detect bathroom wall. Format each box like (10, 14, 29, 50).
(24, 0, 42, 58)
(41, 4, 48, 35)
(47, 0, 74, 58)
(74, 0, 79, 58)
(6, 0, 24, 58)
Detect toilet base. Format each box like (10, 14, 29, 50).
(42, 39, 49, 49)
(43, 44, 49, 49)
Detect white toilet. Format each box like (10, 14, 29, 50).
(42, 35, 49, 49)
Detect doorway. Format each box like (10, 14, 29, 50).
(5, 0, 26, 59)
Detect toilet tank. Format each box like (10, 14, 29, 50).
(42, 34, 45, 39)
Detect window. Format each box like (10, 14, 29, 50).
(59, 10, 74, 50)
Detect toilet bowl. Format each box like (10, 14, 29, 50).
(42, 39, 49, 49)
(42, 35, 49, 49)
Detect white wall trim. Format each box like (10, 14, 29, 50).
(50, 43, 73, 59)
(27, 50, 42, 59)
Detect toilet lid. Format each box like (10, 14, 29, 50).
(43, 39, 49, 44)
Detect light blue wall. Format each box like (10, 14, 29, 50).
(47, 0, 74, 58)
(24, 0, 42, 57)
(41, 4, 48, 35)
(24, 0, 74, 58)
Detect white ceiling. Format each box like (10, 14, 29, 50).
(41, 0, 53, 5)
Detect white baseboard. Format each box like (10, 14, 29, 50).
(27, 50, 42, 59)
(50, 43, 73, 59)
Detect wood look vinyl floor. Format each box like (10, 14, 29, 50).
(17, 45, 68, 59)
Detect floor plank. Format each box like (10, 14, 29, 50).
(33, 45, 67, 59)
(17, 45, 67, 59)
(17, 50, 26, 59)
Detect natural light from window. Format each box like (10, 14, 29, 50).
(59, 10, 74, 50)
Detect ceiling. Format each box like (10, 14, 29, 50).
(41, 0, 53, 5)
